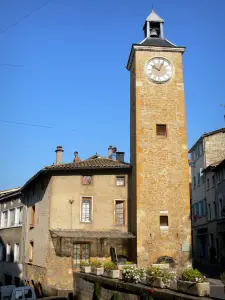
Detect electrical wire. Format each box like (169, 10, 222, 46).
(0, 119, 76, 131)
(0, 0, 53, 35)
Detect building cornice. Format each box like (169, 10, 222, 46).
(126, 44, 186, 71)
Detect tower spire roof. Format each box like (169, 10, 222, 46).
(146, 9, 164, 23)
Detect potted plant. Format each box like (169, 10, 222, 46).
(146, 267, 175, 288)
(122, 267, 146, 284)
(103, 262, 119, 279)
(90, 260, 104, 276)
(177, 268, 209, 296)
(80, 261, 91, 273)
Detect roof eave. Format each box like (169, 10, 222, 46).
(0, 190, 22, 201)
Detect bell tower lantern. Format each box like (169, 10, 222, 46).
(143, 9, 164, 38)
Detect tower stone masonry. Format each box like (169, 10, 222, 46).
(127, 9, 191, 268)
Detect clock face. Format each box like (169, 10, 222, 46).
(145, 57, 173, 83)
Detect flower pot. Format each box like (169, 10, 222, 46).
(81, 266, 91, 273)
(177, 280, 210, 297)
(146, 276, 165, 288)
(119, 270, 124, 280)
(91, 267, 104, 276)
(168, 280, 177, 291)
(140, 277, 147, 285)
(103, 270, 120, 279)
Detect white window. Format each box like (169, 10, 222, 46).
(115, 200, 125, 225)
(9, 209, 15, 227)
(116, 176, 125, 186)
(81, 197, 92, 223)
(14, 243, 19, 262)
(1, 211, 8, 228)
(6, 244, 11, 262)
(0, 243, 3, 261)
(15, 207, 23, 225)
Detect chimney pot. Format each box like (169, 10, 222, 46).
(108, 145, 117, 159)
(73, 151, 81, 163)
(55, 146, 64, 165)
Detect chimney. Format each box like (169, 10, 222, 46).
(116, 152, 125, 163)
(73, 151, 81, 163)
(55, 146, 64, 165)
(108, 145, 117, 159)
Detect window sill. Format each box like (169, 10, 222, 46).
(160, 226, 168, 230)
(80, 221, 92, 224)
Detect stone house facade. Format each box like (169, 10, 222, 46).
(0, 187, 24, 286)
(21, 148, 132, 292)
(204, 159, 225, 265)
(189, 128, 225, 269)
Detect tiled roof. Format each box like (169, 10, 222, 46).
(0, 187, 21, 198)
(45, 158, 131, 170)
(189, 128, 225, 153)
(50, 229, 135, 239)
(140, 38, 175, 47)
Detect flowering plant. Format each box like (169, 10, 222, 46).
(181, 268, 207, 283)
(146, 267, 176, 285)
(123, 267, 146, 283)
(80, 261, 90, 267)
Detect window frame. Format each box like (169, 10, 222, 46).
(80, 196, 93, 223)
(14, 243, 19, 263)
(114, 199, 126, 225)
(116, 176, 125, 187)
(156, 124, 167, 137)
(72, 243, 90, 269)
(28, 241, 34, 262)
(81, 176, 92, 185)
(30, 206, 35, 228)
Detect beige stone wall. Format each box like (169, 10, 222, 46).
(205, 132, 225, 167)
(23, 178, 52, 267)
(50, 174, 128, 231)
(130, 47, 191, 267)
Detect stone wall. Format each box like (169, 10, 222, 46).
(74, 272, 205, 300)
(129, 46, 191, 267)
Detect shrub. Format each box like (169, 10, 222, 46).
(91, 260, 102, 268)
(80, 261, 90, 267)
(146, 267, 176, 285)
(220, 272, 225, 285)
(111, 293, 121, 300)
(124, 261, 134, 265)
(92, 282, 101, 300)
(104, 261, 117, 271)
(181, 268, 206, 283)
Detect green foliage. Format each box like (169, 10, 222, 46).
(220, 272, 225, 285)
(80, 261, 90, 267)
(181, 268, 206, 283)
(104, 261, 117, 271)
(146, 267, 175, 285)
(91, 260, 102, 268)
(140, 289, 155, 300)
(92, 282, 101, 300)
(124, 261, 134, 265)
(110, 293, 121, 300)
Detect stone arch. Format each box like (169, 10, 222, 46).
(154, 255, 177, 268)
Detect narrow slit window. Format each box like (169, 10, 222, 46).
(156, 124, 167, 136)
(115, 200, 125, 225)
(29, 241, 33, 262)
(81, 197, 92, 223)
(30, 206, 35, 227)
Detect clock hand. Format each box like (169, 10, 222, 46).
(153, 65, 160, 71)
(159, 61, 164, 71)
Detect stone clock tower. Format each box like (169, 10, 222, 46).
(127, 9, 191, 267)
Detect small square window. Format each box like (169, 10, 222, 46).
(160, 215, 168, 227)
(116, 176, 125, 186)
(82, 176, 92, 185)
(156, 124, 167, 136)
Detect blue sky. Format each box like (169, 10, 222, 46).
(1, 0, 225, 190)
